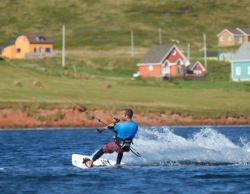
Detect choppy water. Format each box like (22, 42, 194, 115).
(1, 126, 250, 194)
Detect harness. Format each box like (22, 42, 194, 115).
(114, 136, 133, 151)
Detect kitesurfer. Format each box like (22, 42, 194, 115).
(85, 108, 138, 168)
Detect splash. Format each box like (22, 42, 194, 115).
(123, 126, 250, 166)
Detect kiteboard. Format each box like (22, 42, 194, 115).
(72, 154, 122, 169)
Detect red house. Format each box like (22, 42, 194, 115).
(136, 45, 205, 78)
(187, 61, 206, 76)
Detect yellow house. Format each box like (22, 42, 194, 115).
(217, 28, 250, 47)
(1, 34, 54, 59)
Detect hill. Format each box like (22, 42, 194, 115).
(0, 0, 249, 51)
(1, 0, 250, 128)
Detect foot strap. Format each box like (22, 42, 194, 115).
(83, 157, 93, 168)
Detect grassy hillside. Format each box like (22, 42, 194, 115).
(0, 0, 250, 52)
(0, 0, 241, 77)
(1, 0, 250, 119)
(1, 58, 250, 119)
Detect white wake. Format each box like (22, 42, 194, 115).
(120, 126, 250, 166)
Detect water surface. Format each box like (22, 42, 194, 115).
(1, 126, 250, 194)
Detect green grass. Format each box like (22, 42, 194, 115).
(0, 0, 250, 52)
(1, 58, 250, 118)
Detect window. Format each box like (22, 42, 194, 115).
(194, 70, 201, 75)
(39, 36, 45, 41)
(149, 65, 153, 71)
(16, 48, 21, 53)
(220, 37, 224, 41)
(36, 36, 46, 41)
(162, 66, 169, 74)
(236, 67, 241, 75)
(248, 66, 250, 74)
(171, 49, 176, 55)
(228, 36, 233, 41)
(237, 36, 242, 43)
(177, 65, 181, 74)
(34, 48, 37, 53)
(46, 48, 51, 53)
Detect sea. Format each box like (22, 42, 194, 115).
(1, 126, 250, 194)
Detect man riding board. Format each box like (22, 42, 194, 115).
(85, 108, 138, 168)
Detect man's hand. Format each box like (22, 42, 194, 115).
(114, 118, 120, 123)
(105, 122, 115, 130)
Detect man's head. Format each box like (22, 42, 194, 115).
(121, 109, 133, 121)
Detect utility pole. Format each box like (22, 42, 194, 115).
(203, 33, 207, 71)
(131, 30, 134, 57)
(62, 23, 65, 67)
(187, 43, 190, 62)
(159, 28, 162, 45)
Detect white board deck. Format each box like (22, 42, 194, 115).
(72, 154, 120, 169)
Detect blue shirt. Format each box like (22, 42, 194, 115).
(114, 120, 138, 139)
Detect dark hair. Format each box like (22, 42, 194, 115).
(123, 109, 133, 119)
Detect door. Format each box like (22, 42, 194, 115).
(162, 66, 170, 75)
(39, 47, 44, 56)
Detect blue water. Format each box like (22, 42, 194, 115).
(1, 126, 250, 194)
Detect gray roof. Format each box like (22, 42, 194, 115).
(229, 28, 250, 35)
(138, 45, 174, 64)
(231, 42, 250, 61)
(12, 34, 53, 44)
(240, 28, 250, 35)
(228, 28, 245, 35)
(218, 28, 250, 37)
(24, 34, 53, 44)
(188, 61, 198, 70)
(1, 35, 53, 51)
(203, 50, 223, 57)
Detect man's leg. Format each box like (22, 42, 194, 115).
(116, 152, 123, 165)
(92, 148, 104, 161)
(86, 141, 121, 168)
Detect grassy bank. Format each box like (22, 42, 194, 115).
(1, 57, 250, 119)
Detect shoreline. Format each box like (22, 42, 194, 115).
(1, 125, 250, 131)
(0, 108, 250, 129)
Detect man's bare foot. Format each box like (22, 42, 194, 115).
(85, 159, 93, 168)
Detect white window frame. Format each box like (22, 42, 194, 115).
(248, 66, 250, 74)
(149, 65, 153, 71)
(171, 50, 176, 55)
(237, 36, 242, 43)
(162, 66, 169, 74)
(236, 67, 241, 75)
(194, 70, 201, 75)
(228, 36, 233, 41)
(220, 37, 224, 41)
